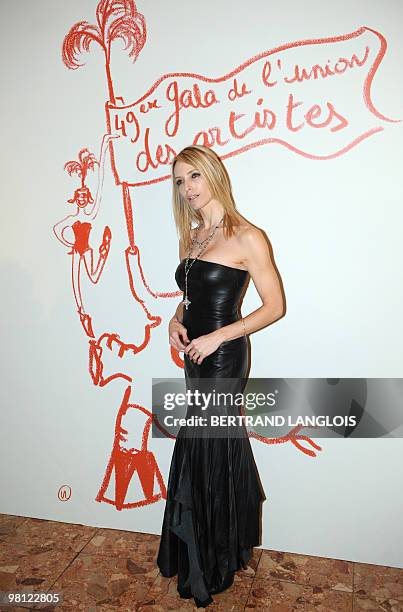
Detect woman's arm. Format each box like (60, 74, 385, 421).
(169, 239, 189, 350)
(172, 300, 185, 324)
(183, 227, 284, 365)
(173, 237, 186, 323)
(217, 227, 285, 342)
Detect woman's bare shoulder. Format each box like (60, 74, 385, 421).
(235, 221, 265, 241)
(235, 222, 270, 261)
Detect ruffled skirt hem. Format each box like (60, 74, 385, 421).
(156, 434, 265, 607)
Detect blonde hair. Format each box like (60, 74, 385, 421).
(171, 145, 244, 252)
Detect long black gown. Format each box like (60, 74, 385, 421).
(156, 258, 266, 608)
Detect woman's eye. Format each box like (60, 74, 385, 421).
(175, 173, 199, 186)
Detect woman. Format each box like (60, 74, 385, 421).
(157, 144, 285, 607)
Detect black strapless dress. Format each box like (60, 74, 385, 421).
(156, 258, 265, 608)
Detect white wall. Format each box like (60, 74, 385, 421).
(0, 0, 402, 569)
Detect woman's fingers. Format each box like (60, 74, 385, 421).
(187, 346, 203, 363)
(179, 328, 189, 346)
(170, 331, 186, 351)
(169, 336, 179, 350)
(169, 334, 180, 350)
(169, 321, 190, 352)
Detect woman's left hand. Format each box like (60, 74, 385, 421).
(184, 331, 224, 365)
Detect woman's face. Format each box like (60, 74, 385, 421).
(173, 161, 212, 211)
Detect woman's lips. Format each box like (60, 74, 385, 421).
(188, 195, 199, 201)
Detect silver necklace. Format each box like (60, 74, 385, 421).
(192, 224, 209, 247)
(183, 217, 224, 310)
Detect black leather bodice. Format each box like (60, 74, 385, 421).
(175, 258, 249, 341)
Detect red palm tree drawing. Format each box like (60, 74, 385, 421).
(62, 0, 146, 105)
(65, 148, 99, 189)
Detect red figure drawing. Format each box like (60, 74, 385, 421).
(56, 0, 401, 513)
(53, 130, 166, 508)
(53, 135, 116, 337)
(56, 1, 169, 510)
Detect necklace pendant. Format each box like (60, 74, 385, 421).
(183, 296, 191, 309)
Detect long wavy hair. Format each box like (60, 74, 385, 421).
(171, 145, 244, 252)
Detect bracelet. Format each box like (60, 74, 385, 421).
(241, 317, 247, 336)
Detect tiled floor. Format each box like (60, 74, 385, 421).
(0, 514, 402, 611)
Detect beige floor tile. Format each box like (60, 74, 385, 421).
(0, 515, 30, 543)
(354, 562, 403, 611)
(4, 518, 97, 554)
(245, 577, 353, 611)
(47, 552, 160, 610)
(256, 549, 353, 592)
(0, 540, 79, 597)
(353, 593, 403, 611)
(81, 528, 160, 557)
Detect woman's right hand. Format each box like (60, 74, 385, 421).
(169, 317, 190, 352)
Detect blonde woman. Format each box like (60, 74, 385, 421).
(157, 145, 285, 607)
